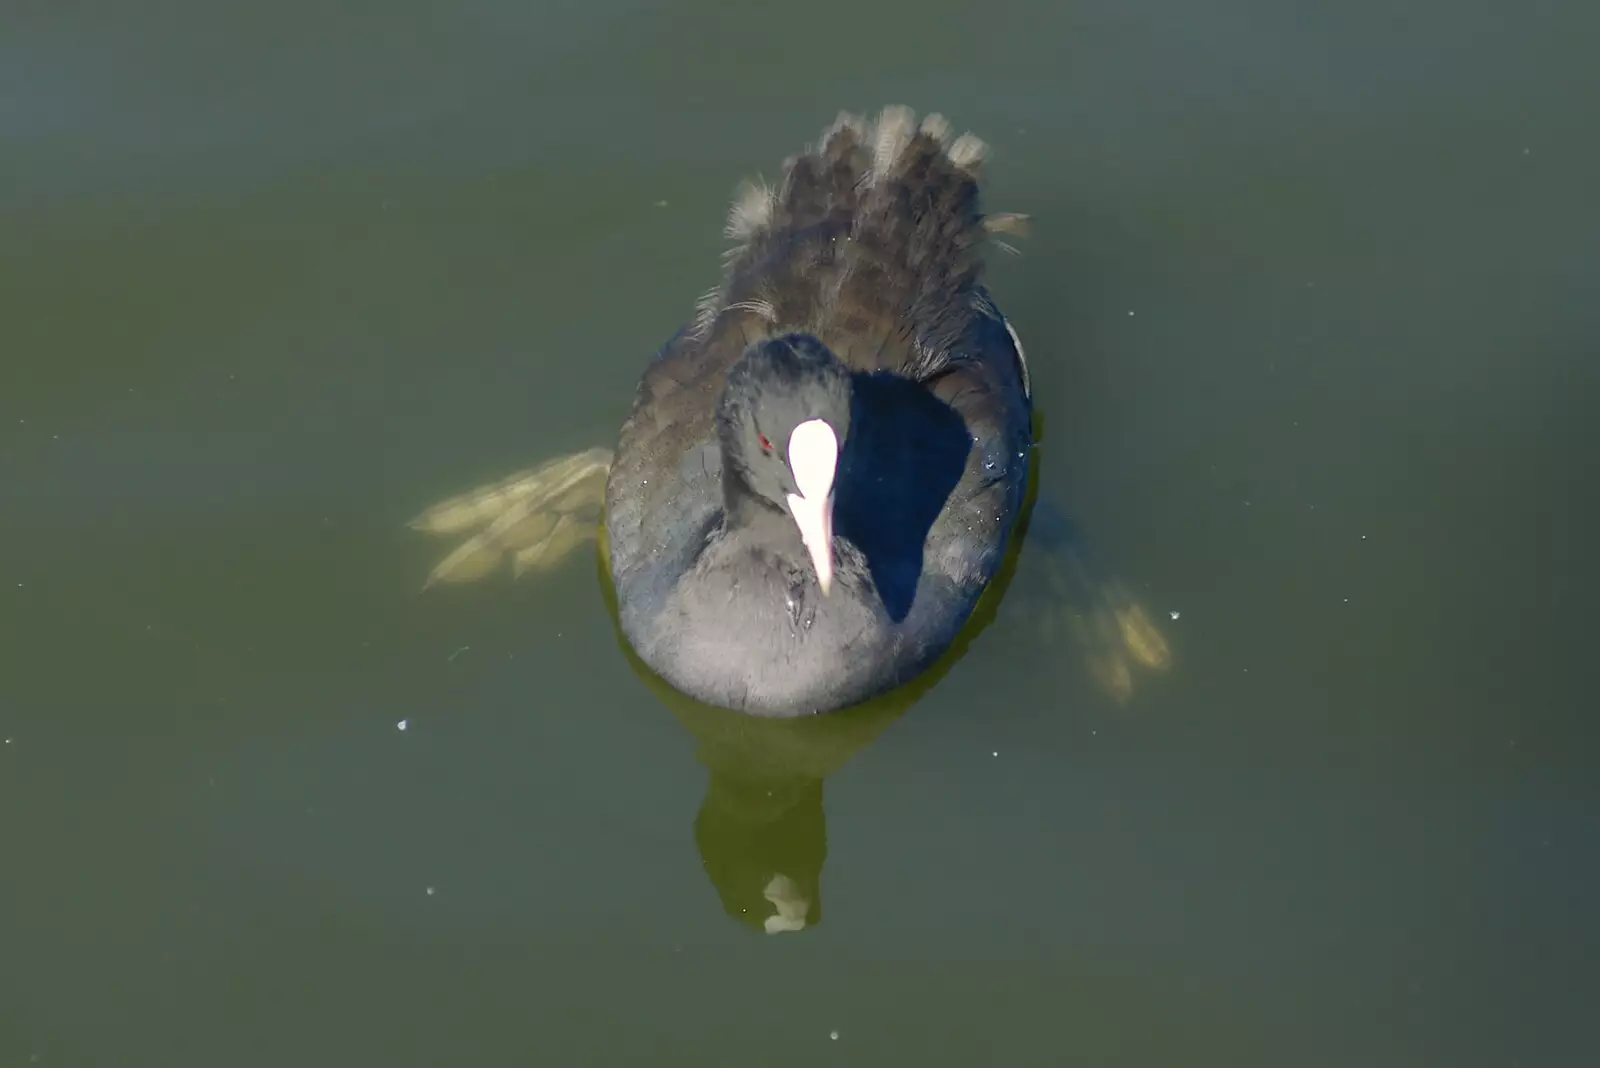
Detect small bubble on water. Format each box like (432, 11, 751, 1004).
(397, 719, 408, 731)
(829, 1031, 839, 1041)
(1169, 610, 1180, 620)
(426, 886, 436, 896)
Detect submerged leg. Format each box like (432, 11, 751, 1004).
(409, 446, 613, 588)
(1012, 498, 1172, 703)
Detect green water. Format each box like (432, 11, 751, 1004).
(4, 1, 1596, 1064)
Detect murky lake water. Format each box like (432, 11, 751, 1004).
(4, 2, 1597, 1064)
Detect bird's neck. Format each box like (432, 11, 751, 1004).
(720, 463, 804, 552)
(722, 468, 783, 529)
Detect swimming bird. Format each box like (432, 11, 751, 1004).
(600, 106, 1034, 714)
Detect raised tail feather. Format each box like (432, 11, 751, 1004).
(692, 106, 1028, 351)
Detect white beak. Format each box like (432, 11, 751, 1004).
(784, 418, 838, 595)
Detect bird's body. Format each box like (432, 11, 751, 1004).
(603, 107, 1033, 715)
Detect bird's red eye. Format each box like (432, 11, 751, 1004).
(757, 432, 772, 451)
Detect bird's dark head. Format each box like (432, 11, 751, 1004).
(716, 333, 853, 593)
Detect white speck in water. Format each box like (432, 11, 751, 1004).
(1170, 610, 1180, 620)
(397, 719, 408, 731)
(426, 886, 436, 896)
(1343, 598, 1350, 603)
(829, 1031, 839, 1041)
(1127, 310, 1135, 317)
(4, 738, 10, 745)
(1361, 535, 1367, 540)
(992, 751, 998, 757)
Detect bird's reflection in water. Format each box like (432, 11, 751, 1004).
(695, 772, 826, 934)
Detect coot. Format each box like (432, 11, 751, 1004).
(603, 106, 1034, 714)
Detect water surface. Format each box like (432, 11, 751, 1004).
(4, 1, 1597, 1064)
